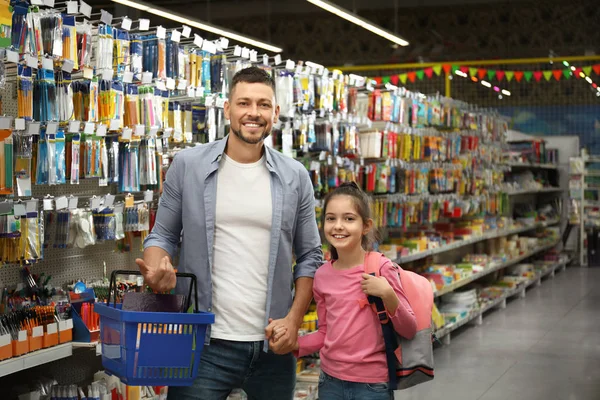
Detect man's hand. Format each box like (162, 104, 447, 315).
(265, 316, 300, 354)
(136, 256, 176, 293)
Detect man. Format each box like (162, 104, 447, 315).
(137, 67, 323, 400)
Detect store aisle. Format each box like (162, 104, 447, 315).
(397, 266, 600, 400)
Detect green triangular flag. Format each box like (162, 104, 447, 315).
(433, 65, 442, 76)
(505, 71, 514, 81)
(399, 74, 408, 84)
(382, 76, 391, 84)
(583, 66, 592, 77)
(416, 70, 425, 80)
(487, 69, 496, 80)
(451, 65, 459, 74)
(543, 71, 552, 81)
(524, 71, 533, 82)
(563, 69, 572, 79)
(469, 68, 478, 77)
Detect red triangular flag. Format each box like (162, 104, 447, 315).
(496, 70, 505, 81)
(477, 69, 487, 79)
(514, 71, 524, 82)
(424, 67, 434, 78)
(593, 64, 600, 76)
(574, 67, 583, 78)
(374, 77, 382, 85)
(553, 70, 563, 81)
(407, 71, 416, 83)
(390, 75, 399, 85)
(442, 64, 451, 74)
(460, 66, 469, 74)
(533, 71, 543, 82)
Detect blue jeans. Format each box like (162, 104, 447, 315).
(318, 371, 393, 400)
(167, 339, 296, 400)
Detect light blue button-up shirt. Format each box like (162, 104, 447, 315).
(144, 135, 323, 349)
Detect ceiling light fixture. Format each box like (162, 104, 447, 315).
(306, 0, 409, 46)
(111, 0, 283, 53)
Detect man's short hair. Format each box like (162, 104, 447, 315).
(229, 67, 276, 99)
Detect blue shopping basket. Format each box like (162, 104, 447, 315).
(95, 270, 214, 387)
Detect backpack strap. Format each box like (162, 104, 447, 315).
(364, 252, 398, 390)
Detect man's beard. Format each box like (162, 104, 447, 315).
(232, 125, 271, 145)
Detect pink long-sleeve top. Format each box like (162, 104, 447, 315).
(297, 256, 417, 383)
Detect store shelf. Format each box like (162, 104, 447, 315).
(0, 343, 73, 378)
(433, 239, 560, 298)
(506, 187, 564, 195)
(396, 219, 560, 264)
(435, 259, 566, 339)
(504, 162, 559, 170)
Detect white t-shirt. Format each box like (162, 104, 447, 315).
(211, 153, 273, 341)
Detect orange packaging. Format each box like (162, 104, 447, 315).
(58, 319, 74, 344)
(0, 334, 12, 361)
(29, 326, 44, 352)
(12, 331, 29, 357)
(43, 323, 59, 348)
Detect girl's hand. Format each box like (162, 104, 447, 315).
(361, 273, 394, 298)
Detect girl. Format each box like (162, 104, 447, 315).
(271, 182, 417, 399)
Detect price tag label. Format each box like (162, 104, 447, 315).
(62, 59, 75, 73)
(26, 55, 38, 69)
(33, 326, 44, 338)
(177, 79, 187, 90)
(104, 194, 115, 208)
(241, 47, 250, 59)
(79, 1, 92, 18)
(187, 87, 195, 98)
(6, 50, 19, 64)
(202, 41, 217, 54)
(0, 117, 9, 130)
(68, 121, 80, 133)
(194, 34, 203, 48)
(42, 57, 53, 70)
(285, 59, 295, 70)
(155, 80, 166, 91)
(55, 196, 68, 210)
(123, 71, 134, 83)
(44, 0, 55, 6)
(46, 323, 58, 335)
(102, 68, 114, 81)
(274, 55, 282, 65)
(90, 196, 101, 210)
(68, 197, 78, 210)
(100, 10, 112, 25)
(163, 128, 173, 138)
(122, 17, 132, 31)
(263, 54, 269, 66)
(139, 19, 150, 31)
(31, 0, 43, 5)
(83, 67, 94, 79)
(234, 46, 242, 57)
(96, 124, 107, 136)
(135, 125, 145, 136)
(110, 119, 121, 131)
(149, 126, 159, 136)
(0, 334, 10, 348)
(250, 50, 258, 62)
(142, 72, 153, 84)
(28, 122, 40, 135)
(171, 29, 181, 43)
(121, 128, 132, 140)
(84, 122, 95, 134)
(166, 78, 176, 90)
(46, 122, 58, 135)
(18, 330, 27, 342)
(196, 88, 204, 98)
(58, 321, 68, 331)
(43, 198, 54, 211)
(13, 204, 26, 217)
(144, 190, 154, 202)
(156, 26, 166, 39)
(182, 25, 191, 38)
(66, 1, 78, 14)
(219, 38, 229, 49)
(215, 97, 226, 108)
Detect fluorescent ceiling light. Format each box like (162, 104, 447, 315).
(306, 0, 409, 47)
(111, 0, 283, 53)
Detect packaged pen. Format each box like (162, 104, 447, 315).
(0, 129, 13, 195)
(130, 34, 143, 78)
(70, 133, 80, 185)
(17, 65, 33, 120)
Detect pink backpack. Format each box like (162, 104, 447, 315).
(363, 252, 435, 390)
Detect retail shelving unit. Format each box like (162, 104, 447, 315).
(0, 344, 73, 378)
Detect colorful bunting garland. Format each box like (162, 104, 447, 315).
(370, 63, 600, 85)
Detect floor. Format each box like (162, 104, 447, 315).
(397, 266, 600, 400)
